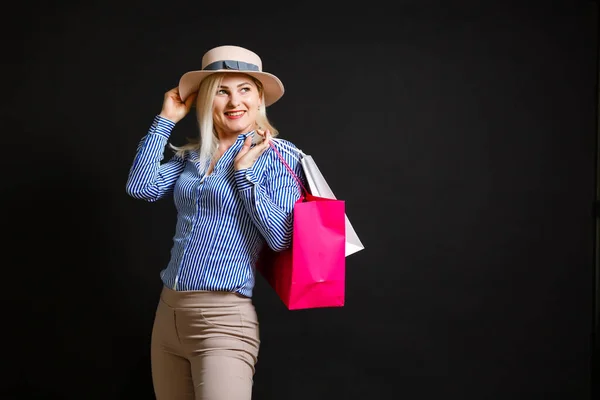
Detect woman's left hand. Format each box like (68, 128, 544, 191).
(234, 129, 271, 171)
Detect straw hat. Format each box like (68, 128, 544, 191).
(178, 45, 285, 106)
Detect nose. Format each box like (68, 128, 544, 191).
(228, 92, 241, 108)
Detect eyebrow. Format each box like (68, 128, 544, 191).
(218, 82, 253, 89)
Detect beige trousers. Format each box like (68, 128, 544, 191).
(150, 285, 260, 400)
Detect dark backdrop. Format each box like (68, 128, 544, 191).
(3, 2, 598, 399)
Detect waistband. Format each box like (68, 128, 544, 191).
(159, 285, 251, 308)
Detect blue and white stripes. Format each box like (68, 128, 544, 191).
(126, 115, 305, 297)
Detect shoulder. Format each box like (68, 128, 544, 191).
(268, 138, 303, 166)
(271, 137, 299, 149)
(178, 149, 197, 163)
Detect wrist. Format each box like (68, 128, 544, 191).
(158, 112, 179, 123)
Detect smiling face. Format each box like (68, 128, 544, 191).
(212, 73, 263, 139)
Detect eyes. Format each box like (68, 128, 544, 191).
(217, 86, 252, 95)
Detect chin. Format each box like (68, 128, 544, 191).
(228, 123, 252, 134)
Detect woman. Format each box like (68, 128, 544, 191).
(125, 45, 304, 400)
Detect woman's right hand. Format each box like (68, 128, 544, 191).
(159, 87, 197, 123)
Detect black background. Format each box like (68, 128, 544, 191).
(3, 1, 599, 399)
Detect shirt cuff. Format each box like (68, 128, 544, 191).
(150, 115, 176, 139)
(234, 168, 259, 191)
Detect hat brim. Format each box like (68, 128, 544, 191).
(178, 70, 284, 107)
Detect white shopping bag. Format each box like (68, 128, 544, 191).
(273, 139, 365, 257)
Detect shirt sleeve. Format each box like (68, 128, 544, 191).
(234, 140, 305, 252)
(125, 115, 186, 202)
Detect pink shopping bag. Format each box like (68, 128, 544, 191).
(256, 145, 346, 310)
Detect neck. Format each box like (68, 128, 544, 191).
(217, 135, 237, 150)
(216, 127, 255, 149)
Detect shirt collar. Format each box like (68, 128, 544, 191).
(237, 130, 256, 140)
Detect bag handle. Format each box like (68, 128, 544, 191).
(270, 141, 302, 162)
(269, 142, 309, 196)
(271, 138, 307, 157)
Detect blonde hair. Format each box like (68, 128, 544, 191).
(169, 72, 280, 174)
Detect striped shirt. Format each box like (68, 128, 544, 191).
(125, 115, 305, 297)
